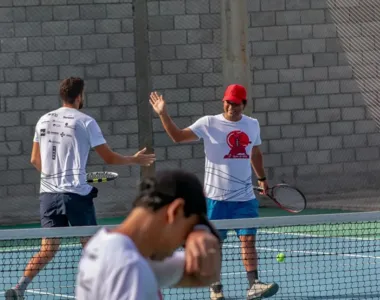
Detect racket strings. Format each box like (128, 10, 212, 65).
(87, 171, 115, 180)
(273, 187, 306, 211)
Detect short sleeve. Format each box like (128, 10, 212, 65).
(187, 116, 209, 140)
(107, 262, 157, 300)
(148, 251, 185, 288)
(86, 119, 106, 148)
(33, 128, 39, 143)
(33, 119, 41, 143)
(252, 119, 262, 146)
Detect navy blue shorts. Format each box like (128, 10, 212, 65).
(39, 187, 98, 228)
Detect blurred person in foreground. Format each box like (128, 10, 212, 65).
(5, 77, 156, 300)
(149, 84, 279, 300)
(75, 169, 222, 300)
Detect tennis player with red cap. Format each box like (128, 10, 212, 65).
(149, 84, 279, 300)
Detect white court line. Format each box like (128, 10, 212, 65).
(0, 243, 81, 253)
(25, 289, 75, 298)
(224, 244, 380, 259)
(261, 230, 380, 241)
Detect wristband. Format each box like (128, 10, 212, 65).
(257, 176, 266, 182)
(194, 222, 221, 243)
(193, 224, 211, 233)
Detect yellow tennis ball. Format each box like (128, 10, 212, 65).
(276, 253, 285, 262)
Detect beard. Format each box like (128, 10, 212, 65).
(78, 101, 83, 110)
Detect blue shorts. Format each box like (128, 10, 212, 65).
(207, 198, 259, 240)
(39, 187, 98, 228)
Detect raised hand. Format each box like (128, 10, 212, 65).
(132, 147, 156, 166)
(149, 92, 167, 116)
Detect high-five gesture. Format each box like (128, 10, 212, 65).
(149, 92, 167, 116)
(132, 147, 156, 166)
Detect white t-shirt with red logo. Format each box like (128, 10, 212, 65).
(188, 114, 261, 202)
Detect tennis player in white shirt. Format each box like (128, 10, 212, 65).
(5, 77, 156, 300)
(75, 169, 222, 300)
(149, 84, 279, 300)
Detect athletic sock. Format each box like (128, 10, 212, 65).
(210, 281, 223, 293)
(15, 276, 31, 295)
(247, 270, 259, 287)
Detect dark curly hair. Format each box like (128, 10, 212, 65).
(59, 77, 84, 104)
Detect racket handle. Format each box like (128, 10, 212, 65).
(253, 186, 264, 192)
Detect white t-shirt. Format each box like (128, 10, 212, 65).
(75, 228, 185, 300)
(33, 107, 106, 195)
(188, 114, 262, 202)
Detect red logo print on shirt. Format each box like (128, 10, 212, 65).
(224, 130, 251, 159)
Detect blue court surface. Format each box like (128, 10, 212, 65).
(1, 227, 380, 300)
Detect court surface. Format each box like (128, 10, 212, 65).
(1, 220, 379, 300)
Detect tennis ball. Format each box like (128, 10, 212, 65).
(276, 253, 285, 262)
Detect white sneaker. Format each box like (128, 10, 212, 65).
(210, 282, 225, 300)
(247, 280, 279, 300)
(5, 288, 24, 300)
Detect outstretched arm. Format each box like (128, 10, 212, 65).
(87, 118, 155, 166)
(94, 145, 155, 166)
(150, 92, 198, 143)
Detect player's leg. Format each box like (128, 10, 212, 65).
(5, 194, 67, 300)
(65, 187, 98, 247)
(206, 198, 228, 300)
(234, 199, 279, 299)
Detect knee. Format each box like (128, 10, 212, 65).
(40, 240, 60, 260)
(240, 235, 256, 248)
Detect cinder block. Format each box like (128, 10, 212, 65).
(291, 82, 315, 96)
(53, 5, 79, 20)
(281, 124, 305, 138)
(266, 84, 290, 97)
(293, 110, 316, 123)
(279, 97, 304, 110)
(306, 123, 330, 136)
(318, 136, 343, 149)
(307, 150, 331, 164)
(331, 121, 354, 135)
(267, 111, 291, 125)
(254, 98, 279, 111)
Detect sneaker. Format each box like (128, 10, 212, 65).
(246, 280, 279, 300)
(210, 282, 225, 300)
(5, 288, 24, 300)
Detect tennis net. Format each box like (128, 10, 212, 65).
(1, 211, 380, 299)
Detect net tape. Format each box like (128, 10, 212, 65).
(1, 211, 380, 299)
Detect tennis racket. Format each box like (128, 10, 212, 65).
(86, 171, 119, 183)
(254, 183, 307, 213)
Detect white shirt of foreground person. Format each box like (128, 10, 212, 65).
(75, 228, 185, 300)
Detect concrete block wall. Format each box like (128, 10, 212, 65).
(247, 0, 380, 193)
(0, 0, 139, 224)
(0, 0, 379, 224)
(147, 0, 223, 180)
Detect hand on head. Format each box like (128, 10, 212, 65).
(183, 229, 221, 283)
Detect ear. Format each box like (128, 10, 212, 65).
(166, 198, 185, 225)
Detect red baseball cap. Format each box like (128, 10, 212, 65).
(222, 84, 247, 104)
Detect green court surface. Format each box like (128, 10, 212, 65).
(1, 209, 379, 299)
